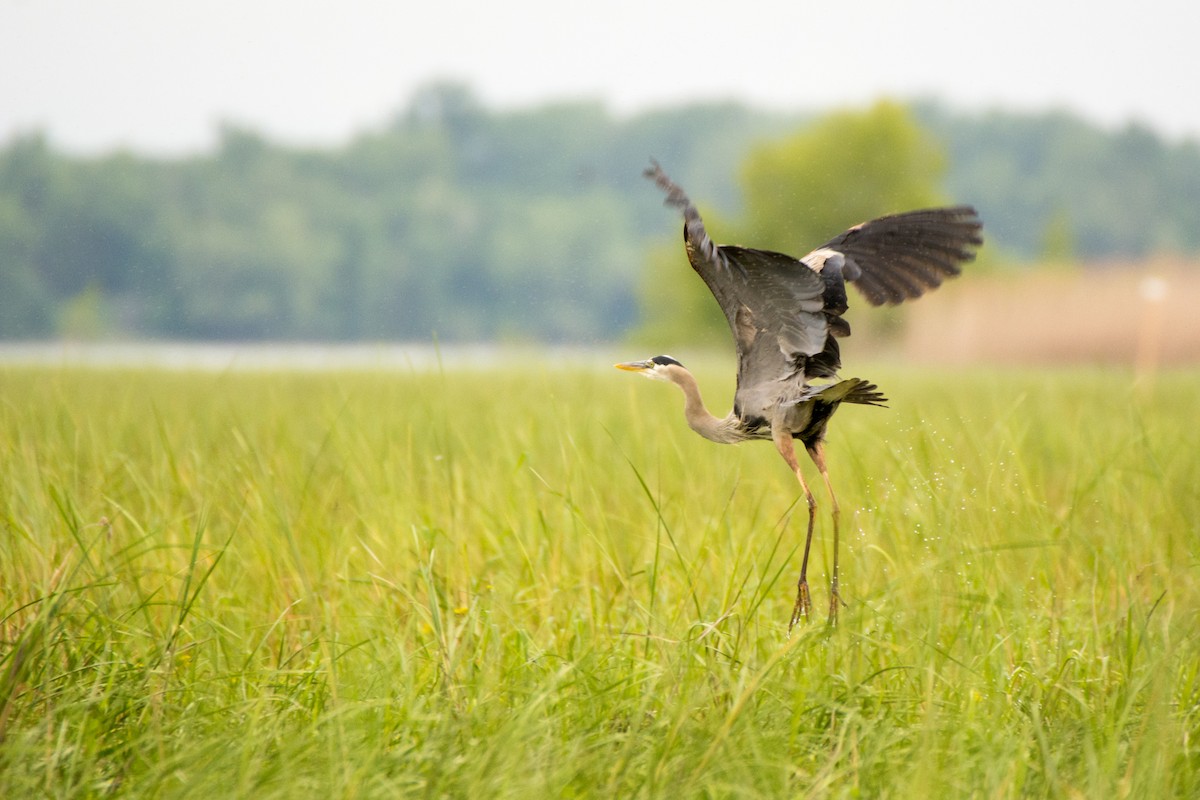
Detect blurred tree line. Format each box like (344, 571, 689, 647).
(2, 82, 1199, 341)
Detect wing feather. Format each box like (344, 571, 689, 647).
(814, 207, 983, 306)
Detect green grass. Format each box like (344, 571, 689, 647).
(1, 362, 1198, 798)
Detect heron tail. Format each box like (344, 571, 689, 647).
(799, 378, 888, 408)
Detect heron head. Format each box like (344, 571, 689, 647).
(614, 354, 686, 381)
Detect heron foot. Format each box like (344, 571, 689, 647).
(789, 579, 811, 632)
(827, 584, 847, 627)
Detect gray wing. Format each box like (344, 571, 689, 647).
(645, 162, 830, 415)
(720, 246, 835, 420)
(807, 207, 983, 306)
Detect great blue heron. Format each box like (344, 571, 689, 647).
(617, 161, 982, 628)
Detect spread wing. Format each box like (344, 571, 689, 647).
(644, 162, 832, 415)
(808, 207, 983, 306)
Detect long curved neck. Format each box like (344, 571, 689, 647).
(670, 367, 742, 444)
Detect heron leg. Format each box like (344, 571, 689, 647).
(774, 430, 816, 631)
(808, 441, 845, 626)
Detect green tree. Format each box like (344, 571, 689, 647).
(1039, 207, 1077, 265)
(635, 101, 948, 345)
(0, 195, 52, 336)
(737, 101, 946, 251)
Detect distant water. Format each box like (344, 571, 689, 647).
(0, 341, 626, 372)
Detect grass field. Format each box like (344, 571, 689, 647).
(1, 362, 1198, 797)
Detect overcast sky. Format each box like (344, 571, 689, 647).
(3, 0, 1198, 155)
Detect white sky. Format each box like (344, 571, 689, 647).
(2, 0, 1198, 155)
